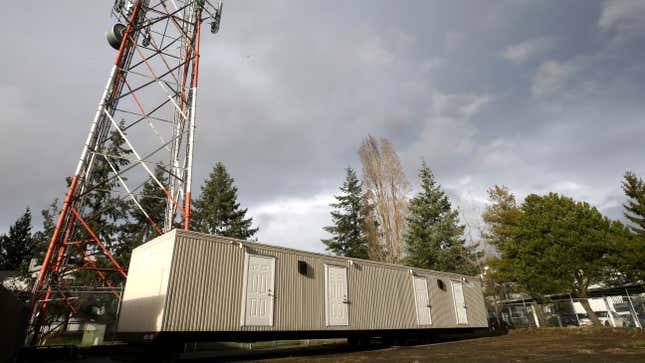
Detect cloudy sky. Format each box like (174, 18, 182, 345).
(1, 1, 644, 254)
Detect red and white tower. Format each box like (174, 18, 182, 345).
(30, 0, 222, 343)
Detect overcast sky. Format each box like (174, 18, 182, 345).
(1, 1, 644, 253)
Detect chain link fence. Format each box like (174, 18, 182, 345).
(499, 292, 645, 329)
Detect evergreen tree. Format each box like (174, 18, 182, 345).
(34, 199, 59, 246)
(117, 166, 168, 263)
(60, 125, 133, 290)
(606, 220, 645, 285)
(0, 208, 36, 273)
(62, 123, 132, 268)
(403, 161, 480, 275)
(30, 200, 60, 272)
(480, 186, 523, 325)
(622, 171, 645, 236)
(85, 124, 132, 251)
(54, 124, 133, 329)
(607, 171, 645, 284)
(191, 162, 258, 240)
(510, 193, 612, 326)
(322, 168, 369, 259)
(481, 185, 522, 252)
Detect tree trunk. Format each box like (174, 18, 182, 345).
(358, 135, 410, 264)
(579, 296, 602, 326)
(574, 276, 602, 327)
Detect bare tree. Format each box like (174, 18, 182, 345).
(362, 189, 385, 261)
(359, 135, 410, 263)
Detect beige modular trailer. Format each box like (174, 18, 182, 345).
(117, 229, 487, 342)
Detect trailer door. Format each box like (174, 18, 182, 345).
(325, 265, 349, 326)
(241, 254, 275, 326)
(451, 281, 468, 325)
(412, 275, 432, 325)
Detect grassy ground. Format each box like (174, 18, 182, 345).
(223, 328, 645, 363)
(18, 328, 645, 362)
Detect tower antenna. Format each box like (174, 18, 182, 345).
(29, 0, 223, 344)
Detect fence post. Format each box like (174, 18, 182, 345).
(531, 304, 541, 328)
(625, 288, 643, 329)
(521, 298, 528, 327)
(603, 295, 616, 327)
(569, 294, 581, 326)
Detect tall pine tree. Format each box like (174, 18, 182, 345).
(609, 171, 645, 284)
(510, 193, 612, 326)
(117, 165, 168, 263)
(403, 161, 480, 275)
(481, 185, 522, 252)
(66, 123, 132, 264)
(480, 185, 522, 292)
(30, 200, 60, 266)
(622, 171, 645, 236)
(0, 208, 36, 273)
(56, 125, 133, 293)
(322, 168, 369, 259)
(191, 162, 258, 240)
(480, 186, 523, 325)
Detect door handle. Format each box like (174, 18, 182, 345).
(268, 289, 274, 297)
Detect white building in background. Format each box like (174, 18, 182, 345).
(568, 296, 639, 328)
(501, 284, 645, 329)
(0, 259, 102, 337)
(0, 258, 40, 292)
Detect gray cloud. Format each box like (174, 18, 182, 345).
(598, 0, 645, 34)
(1, 1, 644, 253)
(502, 36, 555, 64)
(532, 59, 581, 97)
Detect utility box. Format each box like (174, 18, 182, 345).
(81, 324, 106, 346)
(117, 230, 487, 342)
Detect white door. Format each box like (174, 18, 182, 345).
(242, 254, 275, 326)
(412, 275, 432, 325)
(325, 265, 349, 326)
(451, 281, 468, 325)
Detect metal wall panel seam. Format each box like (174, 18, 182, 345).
(159, 230, 176, 331)
(174, 230, 479, 279)
(158, 231, 487, 332)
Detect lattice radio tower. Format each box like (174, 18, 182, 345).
(30, 0, 222, 343)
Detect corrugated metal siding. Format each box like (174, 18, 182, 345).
(159, 230, 487, 332)
(465, 279, 488, 327)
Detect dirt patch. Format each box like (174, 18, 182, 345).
(227, 329, 645, 363)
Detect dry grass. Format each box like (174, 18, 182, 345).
(509, 327, 643, 337)
(243, 328, 645, 362)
